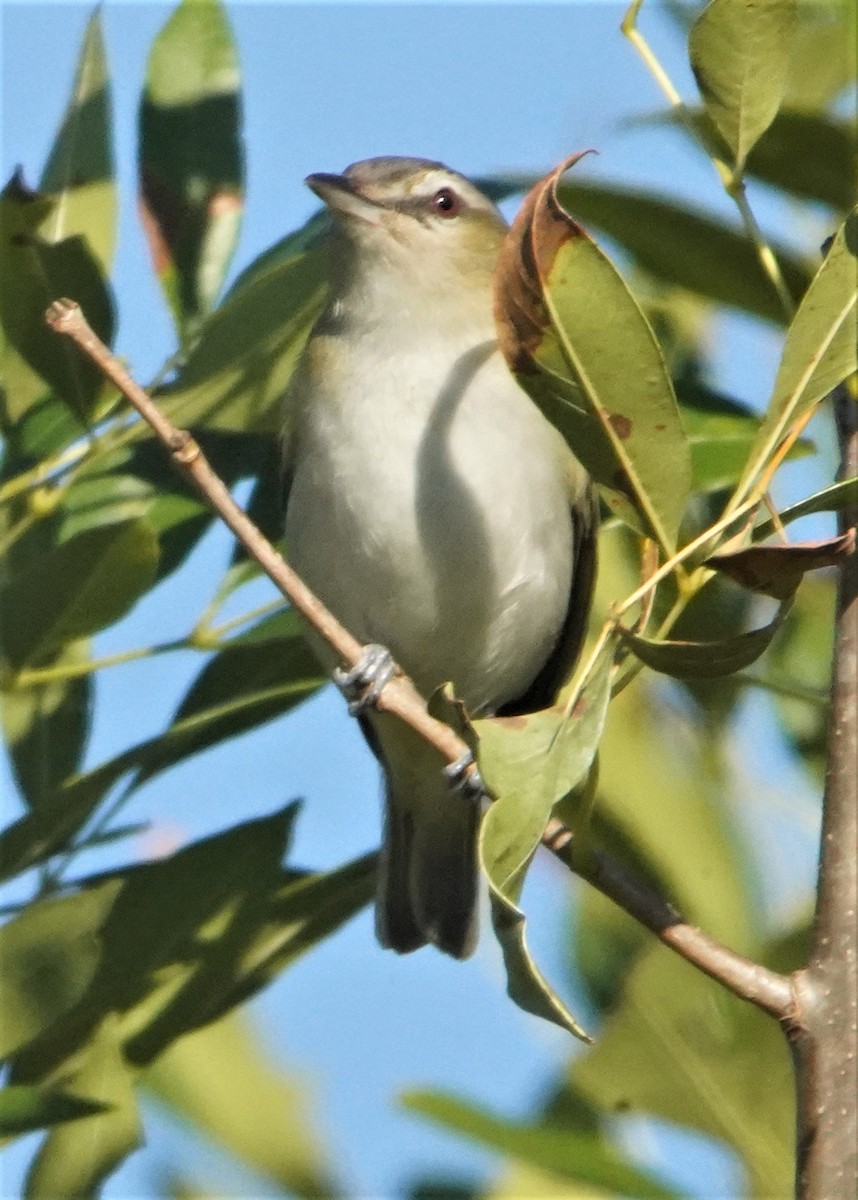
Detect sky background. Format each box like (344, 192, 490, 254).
(0, 2, 828, 1197)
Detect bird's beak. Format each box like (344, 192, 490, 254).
(306, 173, 384, 225)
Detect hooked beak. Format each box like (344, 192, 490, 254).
(305, 172, 384, 225)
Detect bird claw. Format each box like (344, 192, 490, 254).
(334, 644, 397, 715)
(444, 751, 486, 801)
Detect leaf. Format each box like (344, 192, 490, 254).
(0, 518, 159, 668)
(0, 881, 120, 1060)
(744, 108, 856, 211)
(689, 0, 798, 171)
(769, 577, 834, 771)
(752, 476, 858, 540)
(555, 180, 811, 325)
(495, 155, 691, 553)
(139, 0, 244, 338)
(129, 608, 325, 790)
(707, 529, 855, 598)
(145, 1012, 342, 1199)
(620, 596, 792, 678)
(734, 207, 858, 502)
(161, 243, 326, 433)
(402, 1092, 679, 1199)
(24, 1015, 141, 1200)
(56, 471, 155, 541)
(0, 1084, 105, 1137)
(1, 639, 92, 809)
(573, 944, 795, 1197)
(39, 10, 116, 269)
(0, 171, 115, 423)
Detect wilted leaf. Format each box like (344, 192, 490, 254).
(620, 596, 792, 677)
(0, 518, 159, 668)
(689, 0, 798, 171)
(40, 10, 116, 269)
(161, 243, 325, 433)
(495, 155, 691, 552)
(0, 171, 115, 423)
(24, 1015, 141, 1200)
(402, 1091, 679, 1199)
(707, 529, 855, 598)
(734, 206, 857, 504)
(1, 639, 92, 808)
(145, 1012, 342, 1199)
(0, 881, 120, 1060)
(0, 1084, 105, 1137)
(139, 0, 244, 338)
(574, 944, 794, 1197)
(555, 180, 811, 325)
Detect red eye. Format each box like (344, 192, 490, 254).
(432, 187, 462, 218)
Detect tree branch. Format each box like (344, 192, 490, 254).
(792, 381, 858, 1198)
(45, 298, 795, 1024)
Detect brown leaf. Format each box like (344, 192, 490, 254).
(706, 529, 856, 599)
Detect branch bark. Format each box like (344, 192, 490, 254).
(792, 382, 858, 1198)
(46, 298, 796, 1024)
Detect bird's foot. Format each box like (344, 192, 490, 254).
(444, 751, 486, 801)
(334, 644, 397, 715)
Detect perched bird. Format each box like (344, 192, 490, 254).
(282, 157, 597, 958)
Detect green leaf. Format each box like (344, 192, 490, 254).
(1, 639, 92, 808)
(744, 109, 856, 211)
(145, 1012, 342, 1199)
(495, 157, 691, 553)
(24, 1015, 141, 1200)
(0, 881, 120, 1060)
(139, 0, 244, 338)
(0, 1084, 105, 1137)
(734, 207, 858, 503)
(752, 475, 858, 539)
(402, 1092, 679, 1200)
(573, 944, 795, 1197)
(0, 171, 115, 424)
(0, 518, 159, 668)
(555, 181, 811, 325)
(769, 577, 833, 771)
(40, 10, 116, 269)
(784, 0, 857, 111)
(57, 471, 155, 541)
(689, 0, 798, 171)
(161, 242, 326, 433)
(129, 608, 325, 790)
(620, 595, 792, 678)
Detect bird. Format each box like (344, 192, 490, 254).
(281, 156, 597, 959)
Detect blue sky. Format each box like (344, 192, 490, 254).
(0, 2, 826, 1197)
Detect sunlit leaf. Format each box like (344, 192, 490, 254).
(689, 0, 798, 170)
(734, 206, 857, 504)
(495, 155, 691, 553)
(752, 476, 858, 540)
(139, 0, 244, 339)
(573, 945, 794, 1197)
(145, 1012, 342, 1199)
(24, 1015, 141, 1200)
(0, 518, 159, 668)
(40, 10, 116, 269)
(402, 1091, 679, 1199)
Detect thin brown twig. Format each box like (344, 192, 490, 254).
(45, 297, 795, 1024)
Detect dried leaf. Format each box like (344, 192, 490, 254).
(707, 529, 855, 599)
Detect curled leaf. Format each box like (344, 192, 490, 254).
(707, 529, 856, 599)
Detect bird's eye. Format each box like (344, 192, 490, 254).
(431, 187, 462, 218)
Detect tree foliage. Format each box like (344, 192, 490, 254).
(1, 1, 855, 1196)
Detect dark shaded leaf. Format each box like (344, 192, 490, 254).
(139, 0, 244, 338)
(0, 518, 159, 668)
(0, 171, 115, 423)
(745, 108, 856, 211)
(0, 1084, 105, 1136)
(689, 0, 797, 170)
(1, 639, 92, 809)
(24, 1015, 141, 1200)
(40, 10, 116, 269)
(707, 529, 855, 598)
(495, 155, 691, 552)
(402, 1092, 679, 1199)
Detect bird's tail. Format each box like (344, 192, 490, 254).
(374, 725, 480, 959)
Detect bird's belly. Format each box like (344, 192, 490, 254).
(285, 356, 574, 712)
